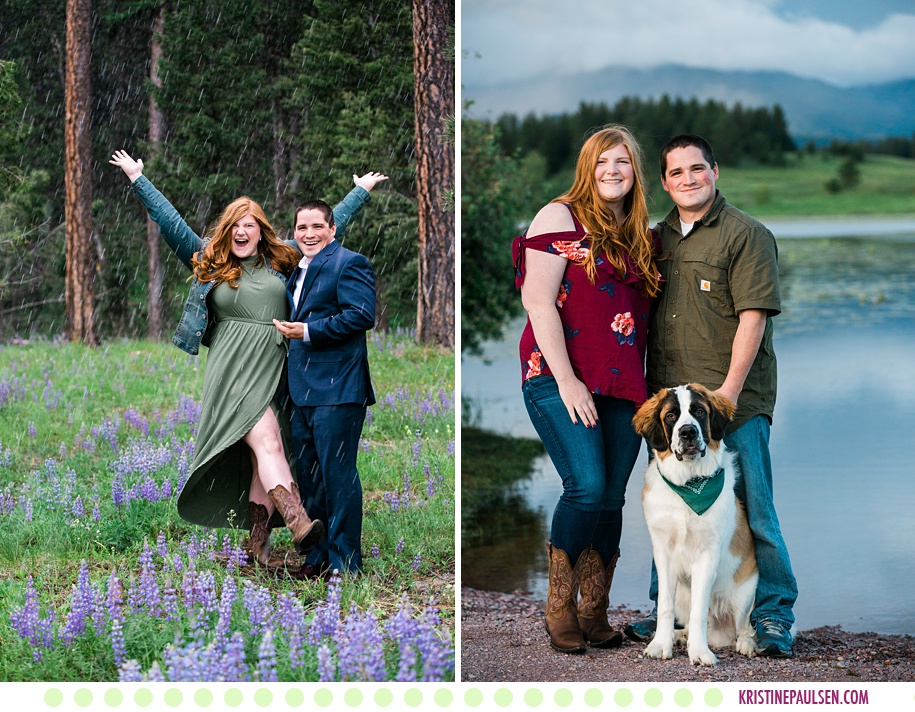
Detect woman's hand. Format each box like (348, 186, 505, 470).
(109, 150, 144, 183)
(557, 376, 598, 428)
(353, 172, 389, 192)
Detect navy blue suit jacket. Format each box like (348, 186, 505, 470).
(286, 240, 376, 407)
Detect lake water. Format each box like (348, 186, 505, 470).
(461, 225, 915, 635)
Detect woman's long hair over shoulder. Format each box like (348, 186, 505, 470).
(191, 197, 300, 286)
(555, 125, 660, 297)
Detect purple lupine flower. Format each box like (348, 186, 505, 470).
(219, 632, 249, 682)
(70, 495, 84, 519)
(145, 662, 166, 682)
(308, 573, 343, 644)
(256, 630, 278, 682)
(276, 592, 307, 669)
(23, 497, 33, 522)
(111, 616, 127, 667)
(9, 576, 56, 660)
(60, 561, 95, 644)
(317, 643, 336, 682)
(129, 541, 161, 615)
(416, 601, 455, 681)
(411, 431, 422, 464)
(27, 422, 36, 438)
(111, 474, 127, 507)
(370, 543, 380, 559)
(411, 554, 422, 570)
(156, 531, 168, 559)
(335, 603, 386, 682)
(0, 441, 13, 467)
(91, 500, 101, 521)
(383, 491, 400, 512)
(395, 537, 405, 554)
(118, 659, 143, 682)
(161, 585, 179, 621)
(214, 576, 238, 646)
(396, 643, 418, 682)
(241, 580, 274, 637)
(107, 572, 127, 666)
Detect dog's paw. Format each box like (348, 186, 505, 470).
(688, 646, 718, 667)
(644, 638, 674, 660)
(674, 629, 689, 647)
(735, 636, 757, 658)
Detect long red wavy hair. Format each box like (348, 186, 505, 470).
(191, 196, 300, 287)
(554, 125, 660, 298)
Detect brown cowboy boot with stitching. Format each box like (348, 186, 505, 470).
(247, 501, 273, 566)
(267, 483, 325, 555)
(544, 542, 588, 654)
(577, 548, 623, 648)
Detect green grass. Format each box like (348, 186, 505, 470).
(0, 333, 455, 681)
(667, 153, 915, 219)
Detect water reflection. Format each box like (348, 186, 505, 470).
(462, 232, 915, 635)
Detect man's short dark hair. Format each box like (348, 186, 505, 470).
(659, 134, 716, 177)
(294, 199, 335, 227)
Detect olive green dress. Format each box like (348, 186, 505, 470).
(176, 256, 293, 529)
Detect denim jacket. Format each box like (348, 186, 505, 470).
(130, 175, 371, 355)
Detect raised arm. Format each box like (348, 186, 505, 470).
(331, 171, 389, 238)
(109, 150, 204, 269)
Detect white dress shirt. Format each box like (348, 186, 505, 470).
(292, 255, 312, 342)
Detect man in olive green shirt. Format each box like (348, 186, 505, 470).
(625, 134, 798, 658)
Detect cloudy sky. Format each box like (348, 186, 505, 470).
(461, 0, 915, 88)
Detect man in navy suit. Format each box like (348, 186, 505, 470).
(274, 189, 382, 576)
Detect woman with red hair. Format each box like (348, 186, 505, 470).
(513, 126, 660, 653)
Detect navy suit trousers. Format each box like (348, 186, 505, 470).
(290, 402, 366, 573)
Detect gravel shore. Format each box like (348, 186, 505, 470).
(461, 588, 915, 683)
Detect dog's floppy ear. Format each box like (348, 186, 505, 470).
(633, 390, 671, 453)
(692, 384, 735, 442)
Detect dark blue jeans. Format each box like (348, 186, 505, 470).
(523, 375, 641, 566)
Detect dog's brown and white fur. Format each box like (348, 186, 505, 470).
(633, 383, 758, 666)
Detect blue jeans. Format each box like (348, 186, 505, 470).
(523, 375, 642, 566)
(644, 415, 798, 627)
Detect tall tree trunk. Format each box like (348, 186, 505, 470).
(146, 4, 165, 340)
(412, 0, 454, 349)
(64, 0, 97, 345)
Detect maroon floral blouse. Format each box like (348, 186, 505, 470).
(513, 205, 657, 405)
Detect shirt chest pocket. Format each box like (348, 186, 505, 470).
(679, 252, 733, 312)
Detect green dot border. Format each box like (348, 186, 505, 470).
(26, 683, 746, 710)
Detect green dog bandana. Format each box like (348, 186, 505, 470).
(658, 465, 725, 515)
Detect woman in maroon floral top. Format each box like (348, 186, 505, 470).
(514, 125, 661, 654)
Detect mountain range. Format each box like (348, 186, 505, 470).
(463, 64, 915, 141)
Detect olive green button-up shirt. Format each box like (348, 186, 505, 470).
(646, 192, 780, 433)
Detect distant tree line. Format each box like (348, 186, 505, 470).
(493, 96, 797, 178)
(0, 0, 454, 345)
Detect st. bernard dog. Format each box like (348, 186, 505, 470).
(632, 383, 758, 666)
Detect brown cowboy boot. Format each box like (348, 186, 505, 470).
(267, 483, 325, 555)
(247, 501, 273, 566)
(544, 542, 588, 654)
(577, 548, 623, 648)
